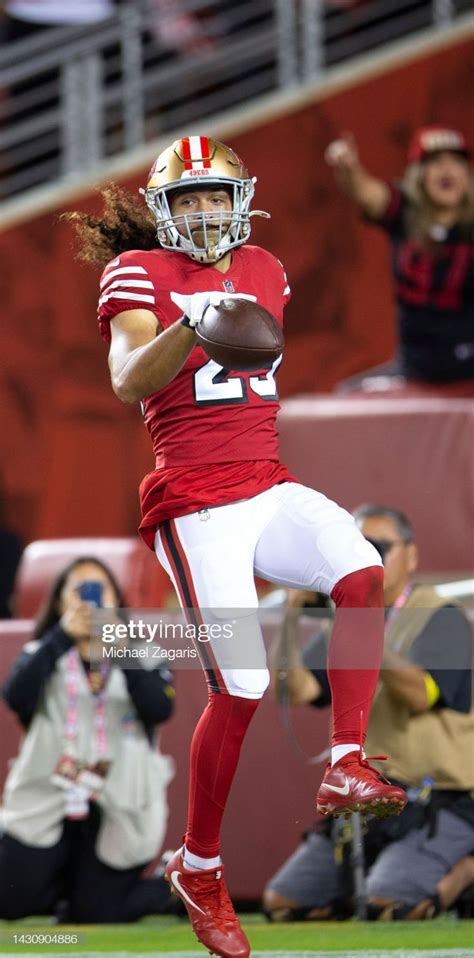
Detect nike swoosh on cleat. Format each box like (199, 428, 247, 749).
(170, 871, 206, 915)
(325, 782, 351, 795)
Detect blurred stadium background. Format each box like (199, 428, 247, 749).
(1, 0, 473, 946)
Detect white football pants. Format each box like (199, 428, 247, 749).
(155, 481, 381, 698)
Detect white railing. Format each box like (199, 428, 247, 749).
(0, 0, 468, 200)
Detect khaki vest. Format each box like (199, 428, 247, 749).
(366, 586, 474, 790)
(1, 644, 175, 867)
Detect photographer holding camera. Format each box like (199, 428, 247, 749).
(264, 505, 474, 921)
(0, 557, 175, 923)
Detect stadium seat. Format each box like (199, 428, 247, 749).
(14, 538, 172, 618)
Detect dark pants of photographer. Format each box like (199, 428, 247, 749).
(0, 803, 171, 922)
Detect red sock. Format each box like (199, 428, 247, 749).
(185, 693, 260, 859)
(329, 566, 384, 747)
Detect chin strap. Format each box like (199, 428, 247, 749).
(249, 210, 271, 219)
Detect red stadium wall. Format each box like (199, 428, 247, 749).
(2, 34, 473, 547)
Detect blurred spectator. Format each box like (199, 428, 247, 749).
(326, 127, 474, 384)
(0, 557, 176, 922)
(264, 505, 474, 921)
(148, 0, 213, 54)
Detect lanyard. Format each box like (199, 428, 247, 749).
(385, 584, 413, 629)
(64, 649, 109, 758)
(384, 584, 414, 654)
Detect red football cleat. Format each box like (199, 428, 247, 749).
(165, 850, 250, 958)
(316, 751, 407, 819)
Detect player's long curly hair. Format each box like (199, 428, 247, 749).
(401, 161, 474, 247)
(63, 185, 157, 268)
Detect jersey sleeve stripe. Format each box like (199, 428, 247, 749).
(105, 279, 154, 291)
(99, 290, 156, 306)
(100, 265, 148, 288)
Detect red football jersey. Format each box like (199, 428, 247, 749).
(98, 245, 295, 547)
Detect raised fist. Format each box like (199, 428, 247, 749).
(325, 133, 359, 171)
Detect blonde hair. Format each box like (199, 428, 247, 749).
(401, 160, 474, 248)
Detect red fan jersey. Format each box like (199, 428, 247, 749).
(98, 245, 295, 547)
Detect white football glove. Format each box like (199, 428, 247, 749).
(170, 291, 256, 328)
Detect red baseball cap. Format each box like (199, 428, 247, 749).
(408, 126, 471, 164)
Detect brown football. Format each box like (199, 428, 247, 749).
(196, 298, 284, 372)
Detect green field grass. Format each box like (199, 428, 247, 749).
(0, 915, 472, 955)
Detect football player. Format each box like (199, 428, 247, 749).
(67, 136, 406, 958)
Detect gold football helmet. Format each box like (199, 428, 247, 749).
(142, 136, 268, 263)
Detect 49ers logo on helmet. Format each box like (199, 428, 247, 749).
(184, 169, 212, 178)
